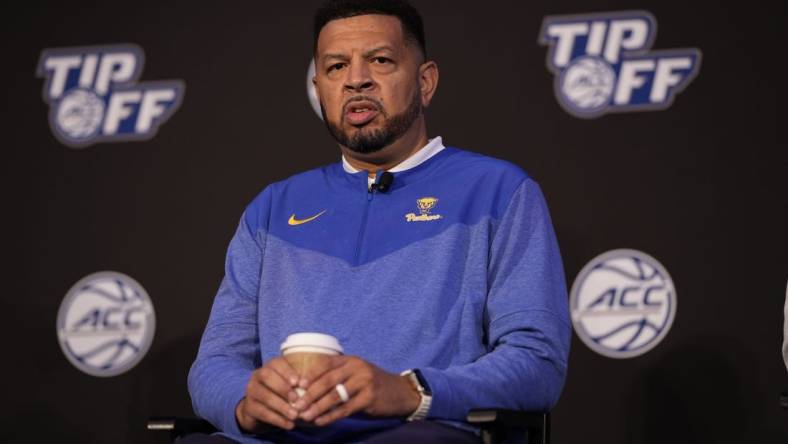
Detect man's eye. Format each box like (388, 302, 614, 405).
(373, 57, 390, 64)
(328, 63, 345, 72)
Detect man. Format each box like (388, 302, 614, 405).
(187, 1, 571, 442)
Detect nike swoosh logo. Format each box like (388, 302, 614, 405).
(288, 210, 326, 226)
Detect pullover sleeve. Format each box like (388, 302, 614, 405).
(187, 190, 270, 435)
(420, 178, 571, 420)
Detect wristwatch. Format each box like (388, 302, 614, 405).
(400, 369, 432, 421)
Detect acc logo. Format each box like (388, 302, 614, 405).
(306, 59, 323, 120)
(539, 11, 701, 118)
(570, 249, 676, 359)
(36, 44, 184, 148)
(56, 271, 156, 377)
(405, 197, 442, 222)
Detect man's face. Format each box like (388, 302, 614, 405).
(314, 14, 424, 154)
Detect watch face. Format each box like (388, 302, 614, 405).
(413, 369, 432, 396)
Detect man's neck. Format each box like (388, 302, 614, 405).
(340, 120, 428, 177)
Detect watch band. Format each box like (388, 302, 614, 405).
(401, 369, 432, 421)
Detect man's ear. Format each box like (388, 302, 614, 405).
(418, 61, 439, 108)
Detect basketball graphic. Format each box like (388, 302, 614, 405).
(558, 56, 616, 114)
(56, 271, 155, 377)
(53, 88, 105, 142)
(570, 249, 676, 359)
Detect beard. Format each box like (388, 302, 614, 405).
(322, 90, 422, 154)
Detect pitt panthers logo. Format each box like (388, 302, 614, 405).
(406, 197, 442, 222)
(417, 197, 438, 214)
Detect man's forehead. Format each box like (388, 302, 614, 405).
(316, 14, 406, 55)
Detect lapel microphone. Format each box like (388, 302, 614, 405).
(370, 171, 394, 193)
(375, 171, 394, 192)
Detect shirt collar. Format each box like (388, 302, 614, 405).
(341, 136, 445, 174)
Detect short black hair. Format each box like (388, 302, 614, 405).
(314, 0, 427, 58)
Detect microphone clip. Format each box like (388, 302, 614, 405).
(371, 171, 394, 193)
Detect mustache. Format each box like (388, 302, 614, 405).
(343, 95, 384, 113)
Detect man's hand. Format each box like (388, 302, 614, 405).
(294, 356, 421, 426)
(235, 357, 302, 433)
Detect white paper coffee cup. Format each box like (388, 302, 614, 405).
(280, 333, 343, 396)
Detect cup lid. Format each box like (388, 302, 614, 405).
(280, 332, 343, 354)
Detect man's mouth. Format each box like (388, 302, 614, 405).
(344, 100, 380, 126)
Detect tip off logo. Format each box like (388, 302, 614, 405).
(36, 44, 184, 148)
(570, 249, 676, 359)
(56, 272, 155, 377)
(539, 11, 701, 118)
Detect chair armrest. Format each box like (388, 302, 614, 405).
(147, 417, 217, 438)
(468, 409, 548, 428)
(467, 409, 550, 444)
(781, 393, 788, 409)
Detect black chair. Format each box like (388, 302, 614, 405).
(147, 417, 217, 442)
(468, 409, 549, 444)
(148, 409, 549, 443)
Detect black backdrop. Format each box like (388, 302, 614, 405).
(3, 1, 786, 443)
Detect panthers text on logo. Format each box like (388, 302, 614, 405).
(56, 271, 156, 377)
(539, 11, 701, 118)
(405, 197, 442, 222)
(36, 44, 185, 148)
(570, 249, 676, 359)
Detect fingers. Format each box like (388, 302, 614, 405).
(298, 358, 351, 411)
(241, 358, 302, 431)
(300, 372, 360, 422)
(267, 357, 301, 388)
(239, 396, 296, 431)
(314, 391, 368, 426)
(242, 356, 406, 430)
(246, 377, 299, 422)
(253, 363, 298, 403)
(300, 357, 373, 424)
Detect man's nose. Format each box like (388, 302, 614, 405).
(344, 60, 375, 93)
